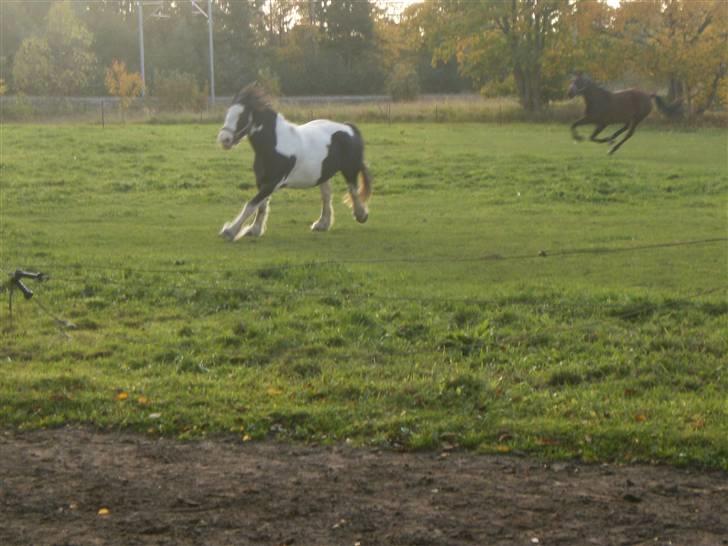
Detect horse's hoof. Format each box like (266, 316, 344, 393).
(237, 226, 262, 239)
(233, 227, 261, 241)
(311, 222, 331, 232)
(219, 224, 236, 240)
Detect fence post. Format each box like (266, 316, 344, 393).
(101, 100, 105, 128)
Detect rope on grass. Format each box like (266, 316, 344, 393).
(9, 236, 728, 277)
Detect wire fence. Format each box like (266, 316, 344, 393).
(3, 94, 727, 126)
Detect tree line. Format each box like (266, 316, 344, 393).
(1, 0, 725, 116)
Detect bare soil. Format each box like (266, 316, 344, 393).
(1, 427, 727, 546)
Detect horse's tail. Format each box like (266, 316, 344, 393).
(343, 163, 372, 208)
(344, 123, 372, 205)
(651, 94, 683, 118)
(358, 163, 372, 203)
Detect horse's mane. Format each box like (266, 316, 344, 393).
(577, 74, 610, 94)
(234, 84, 272, 112)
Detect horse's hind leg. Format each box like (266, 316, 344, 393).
(608, 121, 637, 155)
(311, 181, 334, 232)
(343, 171, 368, 224)
(589, 124, 607, 143)
(571, 118, 589, 142)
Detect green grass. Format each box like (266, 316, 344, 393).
(1, 122, 727, 468)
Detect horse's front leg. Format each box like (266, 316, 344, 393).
(589, 124, 607, 143)
(311, 180, 334, 232)
(219, 186, 274, 241)
(237, 197, 271, 238)
(571, 118, 589, 142)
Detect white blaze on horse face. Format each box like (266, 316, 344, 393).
(217, 104, 245, 148)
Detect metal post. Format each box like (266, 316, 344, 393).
(207, 0, 215, 106)
(137, 1, 146, 96)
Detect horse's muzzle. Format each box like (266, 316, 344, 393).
(217, 129, 235, 150)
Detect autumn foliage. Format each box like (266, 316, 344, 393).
(407, 0, 728, 117)
(105, 60, 144, 120)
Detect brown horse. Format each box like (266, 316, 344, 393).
(568, 73, 681, 155)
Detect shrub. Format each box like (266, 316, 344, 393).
(105, 60, 144, 121)
(153, 70, 208, 112)
(256, 67, 282, 97)
(386, 63, 420, 102)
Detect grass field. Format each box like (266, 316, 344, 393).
(1, 121, 726, 469)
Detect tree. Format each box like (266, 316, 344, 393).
(211, 0, 264, 94)
(12, 37, 52, 94)
(273, 1, 385, 94)
(546, 0, 622, 89)
(318, 0, 376, 69)
(1, 0, 51, 92)
(105, 59, 143, 120)
(414, 0, 570, 111)
(263, 0, 298, 47)
(399, 4, 469, 93)
(614, 0, 728, 116)
(80, 0, 138, 95)
(387, 63, 420, 101)
(11, 1, 96, 95)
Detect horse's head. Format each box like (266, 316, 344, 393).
(567, 72, 589, 98)
(217, 83, 270, 150)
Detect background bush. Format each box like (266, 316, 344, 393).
(387, 64, 420, 102)
(153, 70, 208, 112)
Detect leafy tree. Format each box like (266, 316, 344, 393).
(387, 63, 420, 101)
(11, 1, 96, 95)
(12, 37, 52, 95)
(105, 59, 143, 120)
(318, 0, 376, 69)
(211, 0, 264, 94)
(0, 0, 51, 92)
(413, 0, 570, 111)
(80, 1, 138, 95)
(546, 1, 622, 92)
(152, 69, 209, 112)
(273, 1, 384, 95)
(399, 4, 470, 93)
(263, 0, 298, 47)
(614, 0, 728, 116)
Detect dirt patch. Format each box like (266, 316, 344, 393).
(1, 428, 726, 546)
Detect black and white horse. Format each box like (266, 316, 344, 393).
(217, 84, 372, 240)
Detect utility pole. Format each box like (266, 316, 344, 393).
(191, 0, 216, 106)
(137, 0, 146, 96)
